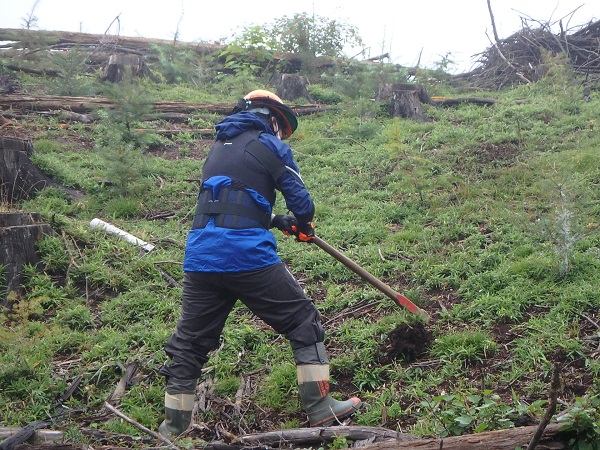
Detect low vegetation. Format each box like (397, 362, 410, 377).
(1, 24, 599, 449)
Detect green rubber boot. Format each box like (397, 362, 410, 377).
(158, 391, 195, 439)
(297, 364, 362, 427)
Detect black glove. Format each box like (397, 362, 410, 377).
(271, 214, 298, 234)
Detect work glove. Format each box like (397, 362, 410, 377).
(293, 221, 315, 243)
(271, 214, 298, 234)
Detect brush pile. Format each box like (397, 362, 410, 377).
(457, 18, 600, 89)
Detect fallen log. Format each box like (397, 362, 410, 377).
(431, 96, 500, 106)
(224, 423, 570, 450)
(0, 422, 52, 450)
(0, 423, 574, 450)
(141, 128, 214, 137)
(234, 426, 418, 446)
(0, 429, 153, 450)
(0, 94, 331, 117)
(0, 94, 229, 115)
(2, 110, 213, 125)
(6, 446, 74, 450)
(0, 28, 337, 72)
(0, 28, 223, 56)
(230, 424, 570, 450)
(359, 423, 568, 450)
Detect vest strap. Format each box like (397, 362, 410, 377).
(246, 138, 288, 182)
(192, 186, 271, 229)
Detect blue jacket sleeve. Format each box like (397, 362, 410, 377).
(258, 134, 315, 222)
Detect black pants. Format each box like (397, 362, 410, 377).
(159, 262, 323, 380)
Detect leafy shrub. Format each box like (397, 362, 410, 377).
(416, 391, 532, 437)
(148, 43, 210, 85)
(272, 13, 363, 58)
(220, 25, 278, 77)
(559, 394, 600, 450)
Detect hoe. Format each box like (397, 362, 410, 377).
(312, 236, 430, 322)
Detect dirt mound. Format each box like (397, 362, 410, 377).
(379, 322, 433, 363)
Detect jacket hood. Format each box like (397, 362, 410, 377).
(215, 111, 274, 141)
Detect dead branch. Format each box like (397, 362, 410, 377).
(526, 362, 562, 450)
(106, 361, 139, 405)
(486, 0, 501, 45)
(455, 17, 600, 89)
(157, 268, 182, 288)
(366, 53, 390, 61)
(103, 402, 180, 450)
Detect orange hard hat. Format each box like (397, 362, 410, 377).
(233, 89, 298, 140)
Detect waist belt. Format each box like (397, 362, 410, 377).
(192, 185, 271, 230)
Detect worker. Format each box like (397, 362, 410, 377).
(158, 89, 362, 438)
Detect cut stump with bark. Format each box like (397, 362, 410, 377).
(377, 83, 434, 122)
(0, 137, 82, 202)
(100, 54, 159, 83)
(270, 73, 316, 102)
(0, 212, 53, 305)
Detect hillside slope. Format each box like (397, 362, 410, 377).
(1, 36, 599, 449)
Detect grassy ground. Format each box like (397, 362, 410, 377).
(1, 64, 599, 448)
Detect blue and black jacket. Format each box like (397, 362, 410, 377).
(183, 111, 314, 273)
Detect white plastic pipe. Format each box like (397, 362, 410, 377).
(90, 218, 155, 252)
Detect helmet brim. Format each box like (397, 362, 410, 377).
(231, 94, 298, 140)
(269, 107, 298, 140)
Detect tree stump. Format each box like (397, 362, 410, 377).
(270, 73, 316, 102)
(1, 212, 53, 305)
(101, 54, 158, 82)
(377, 83, 434, 122)
(0, 137, 82, 202)
(0, 72, 19, 94)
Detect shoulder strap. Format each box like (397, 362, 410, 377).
(244, 131, 288, 183)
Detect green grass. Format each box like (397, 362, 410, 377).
(429, 330, 497, 365)
(1, 59, 599, 447)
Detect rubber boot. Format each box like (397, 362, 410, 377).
(297, 364, 362, 427)
(158, 378, 196, 439)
